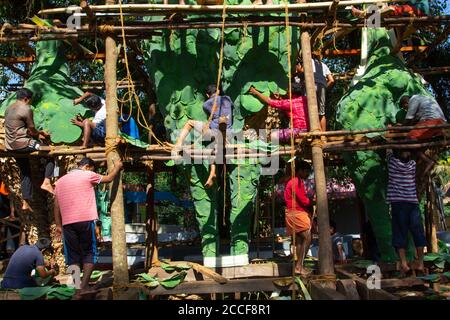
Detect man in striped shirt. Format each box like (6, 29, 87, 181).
(386, 149, 426, 276)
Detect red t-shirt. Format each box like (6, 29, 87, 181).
(55, 169, 102, 226)
(268, 96, 310, 131)
(284, 176, 311, 213)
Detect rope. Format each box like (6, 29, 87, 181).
(98, 24, 115, 34)
(117, 0, 167, 150)
(105, 137, 119, 156)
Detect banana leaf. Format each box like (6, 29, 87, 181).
(159, 271, 187, 289)
(295, 277, 312, 300)
(19, 286, 51, 300)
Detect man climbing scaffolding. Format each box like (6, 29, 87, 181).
(71, 92, 106, 149)
(400, 94, 447, 175)
(4, 88, 55, 211)
(284, 159, 315, 276)
(249, 82, 309, 144)
(295, 53, 334, 131)
(386, 149, 426, 277)
(173, 84, 233, 188)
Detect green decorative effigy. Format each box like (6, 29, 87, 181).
(0, 40, 90, 144)
(142, 0, 296, 265)
(336, 28, 431, 262)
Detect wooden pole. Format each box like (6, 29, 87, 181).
(104, 0, 129, 289)
(145, 163, 158, 269)
(301, 31, 334, 276)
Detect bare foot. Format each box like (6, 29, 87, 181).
(266, 0, 273, 4)
(205, 173, 216, 189)
(399, 264, 411, 278)
(179, 0, 185, 4)
(22, 200, 33, 212)
(40, 180, 54, 195)
(253, 0, 263, 5)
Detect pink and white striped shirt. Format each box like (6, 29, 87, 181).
(55, 169, 102, 226)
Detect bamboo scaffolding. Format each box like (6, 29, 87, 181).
(37, 0, 411, 15)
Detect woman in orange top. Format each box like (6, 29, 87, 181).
(284, 160, 315, 275)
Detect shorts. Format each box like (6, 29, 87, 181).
(316, 83, 326, 116)
(92, 120, 106, 142)
(63, 220, 98, 265)
(408, 118, 446, 140)
(285, 209, 311, 236)
(278, 128, 308, 143)
(390, 202, 426, 249)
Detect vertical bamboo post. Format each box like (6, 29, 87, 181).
(104, 0, 129, 288)
(145, 163, 158, 269)
(301, 31, 334, 276)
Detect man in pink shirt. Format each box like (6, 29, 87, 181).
(53, 157, 123, 296)
(249, 82, 309, 144)
(284, 160, 315, 275)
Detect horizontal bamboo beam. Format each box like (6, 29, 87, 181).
(38, 0, 410, 15)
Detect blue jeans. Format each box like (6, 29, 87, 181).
(391, 202, 426, 249)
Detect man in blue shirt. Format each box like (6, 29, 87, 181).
(1, 238, 56, 289)
(173, 84, 233, 188)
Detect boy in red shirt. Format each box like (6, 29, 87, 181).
(249, 82, 309, 144)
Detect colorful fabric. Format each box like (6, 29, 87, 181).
(4, 101, 34, 151)
(92, 120, 106, 142)
(312, 59, 332, 88)
(285, 209, 311, 235)
(391, 202, 426, 249)
(407, 118, 446, 140)
(92, 98, 106, 124)
(268, 96, 309, 130)
(120, 115, 140, 140)
(284, 176, 311, 212)
(63, 221, 97, 265)
(0, 182, 9, 196)
(386, 150, 418, 204)
(55, 169, 102, 225)
(277, 128, 308, 143)
(1, 245, 44, 289)
(392, 4, 425, 16)
(203, 94, 233, 130)
(405, 95, 446, 123)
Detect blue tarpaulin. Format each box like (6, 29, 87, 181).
(124, 191, 194, 209)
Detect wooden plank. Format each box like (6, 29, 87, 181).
(142, 278, 296, 296)
(220, 262, 292, 279)
(336, 266, 398, 300)
(310, 281, 346, 300)
(336, 279, 360, 300)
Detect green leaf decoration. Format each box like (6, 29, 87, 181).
(0, 36, 88, 144)
(424, 253, 441, 262)
(336, 27, 437, 262)
(46, 285, 76, 300)
(159, 271, 187, 289)
(119, 132, 149, 149)
(19, 286, 51, 300)
(160, 263, 177, 273)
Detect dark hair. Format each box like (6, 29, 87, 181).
(206, 84, 221, 96)
(78, 157, 95, 168)
(296, 159, 312, 172)
(329, 219, 337, 231)
(16, 88, 33, 101)
(291, 82, 303, 96)
(400, 96, 410, 105)
(85, 94, 102, 110)
(35, 237, 51, 251)
(96, 220, 102, 227)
